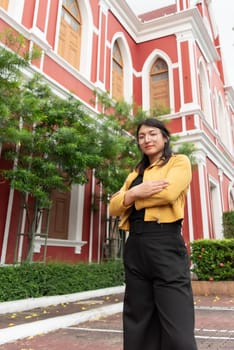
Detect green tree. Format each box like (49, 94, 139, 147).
(0, 43, 133, 262)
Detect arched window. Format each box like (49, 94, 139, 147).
(0, 0, 9, 10)
(150, 58, 170, 110)
(216, 95, 232, 150)
(112, 41, 124, 100)
(198, 62, 212, 125)
(58, 0, 81, 69)
(216, 94, 225, 139)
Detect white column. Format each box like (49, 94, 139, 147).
(196, 150, 210, 238)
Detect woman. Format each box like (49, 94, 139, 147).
(109, 118, 197, 350)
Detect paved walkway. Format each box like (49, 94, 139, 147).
(0, 286, 233, 349)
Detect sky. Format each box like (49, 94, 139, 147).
(213, 0, 234, 85)
(125, 0, 234, 85)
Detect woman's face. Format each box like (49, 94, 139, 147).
(137, 124, 167, 163)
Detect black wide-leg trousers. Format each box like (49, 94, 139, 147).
(123, 223, 197, 350)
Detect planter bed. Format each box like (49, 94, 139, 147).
(192, 280, 234, 296)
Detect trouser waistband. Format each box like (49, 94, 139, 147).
(129, 220, 181, 235)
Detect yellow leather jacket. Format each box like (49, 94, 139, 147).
(109, 154, 192, 230)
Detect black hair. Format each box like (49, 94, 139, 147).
(135, 118, 172, 175)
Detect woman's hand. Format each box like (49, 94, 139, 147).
(124, 180, 169, 206)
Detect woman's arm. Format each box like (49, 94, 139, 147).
(109, 165, 170, 216)
(123, 179, 169, 206)
(109, 172, 136, 216)
(135, 155, 192, 210)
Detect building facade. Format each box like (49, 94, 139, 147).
(0, 0, 233, 264)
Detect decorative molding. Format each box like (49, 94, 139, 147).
(34, 238, 87, 255)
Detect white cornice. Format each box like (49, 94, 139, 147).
(174, 130, 234, 179)
(0, 9, 51, 52)
(107, 0, 140, 41)
(109, 2, 219, 62)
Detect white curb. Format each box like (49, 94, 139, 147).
(0, 285, 125, 314)
(0, 302, 123, 345)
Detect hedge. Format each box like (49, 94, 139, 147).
(190, 239, 234, 281)
(0, 260, 124, 302)
(223, 211, 234, 238)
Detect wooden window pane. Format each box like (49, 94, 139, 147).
(151, 58, 168, 74)
(199, 74, 205, 112)
(63, 0, 80, 20)
(112, 42, 124, 100)
(113, 43, 123, 66)
(150, 58, 170, 109)
(0, 0, 9, 10)
(58, 0, 81, 69)
(42, 190, 70, 240)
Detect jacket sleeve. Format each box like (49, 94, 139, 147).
(109, 172, 136, 217)
(135, 154, 192, 210)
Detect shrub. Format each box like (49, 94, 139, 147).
(223, 211, 234, 238)
(0, 260, 124, 302)
(190, 239, 234, 281)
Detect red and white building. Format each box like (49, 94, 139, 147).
(0, 0, 233, 264)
